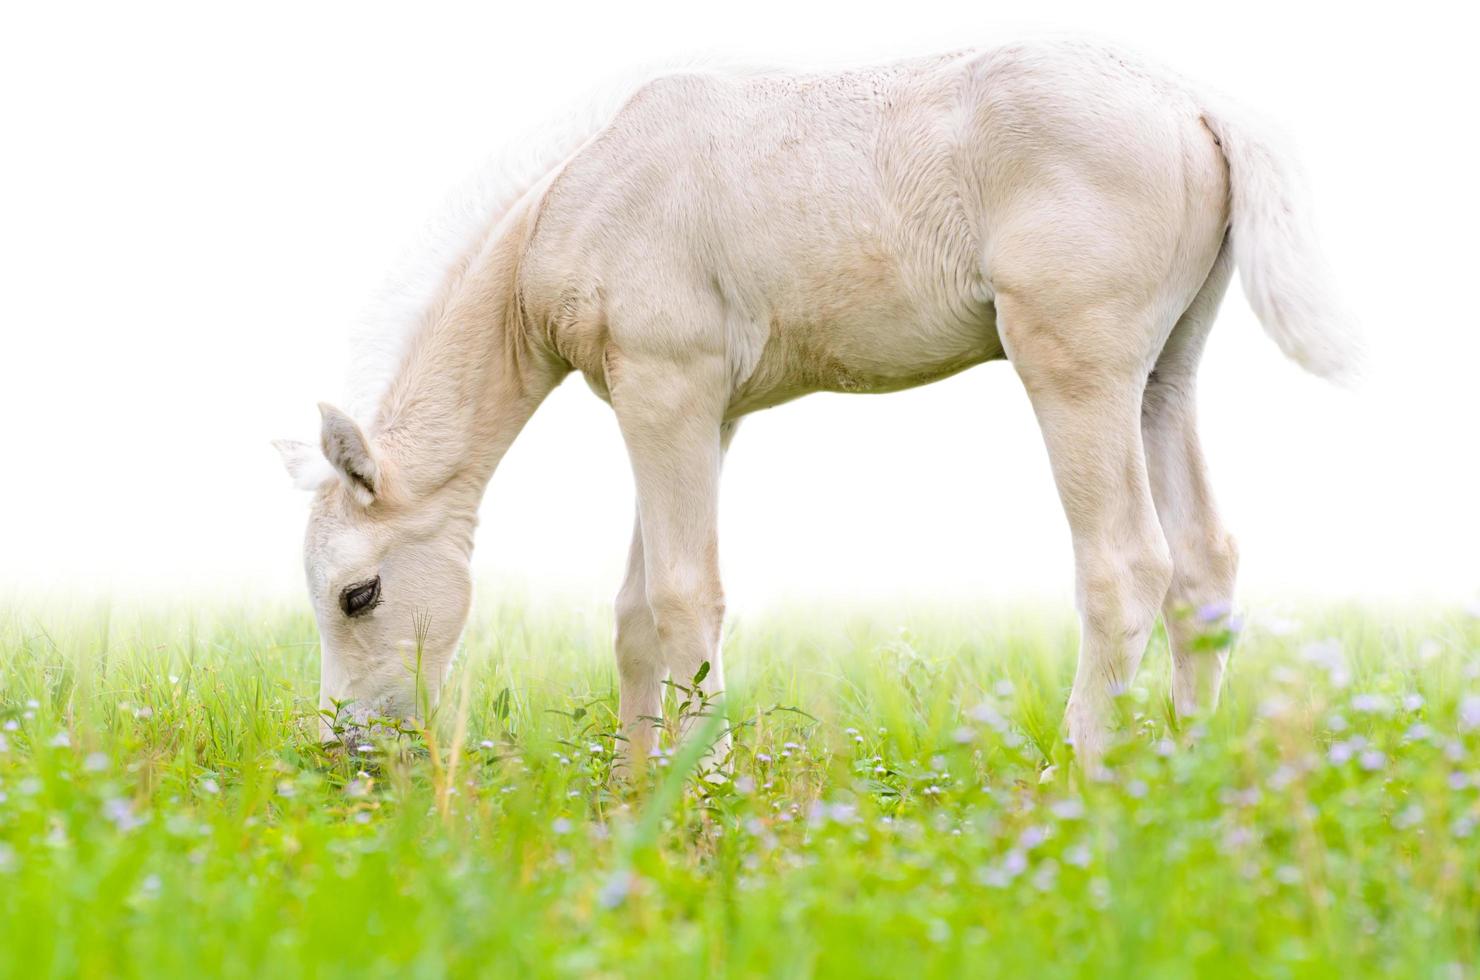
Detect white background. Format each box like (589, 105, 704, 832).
(1, 1, 1476, 610)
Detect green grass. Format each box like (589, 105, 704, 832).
(1, 595, 1477, 978)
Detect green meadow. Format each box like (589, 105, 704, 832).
(1, 596, 1477, 977)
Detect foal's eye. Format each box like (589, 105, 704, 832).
(339, 577, 381, 618)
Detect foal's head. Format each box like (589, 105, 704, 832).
(275, 403, 475, 742)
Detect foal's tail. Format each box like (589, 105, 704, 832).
(1199, 105, 1362, 384)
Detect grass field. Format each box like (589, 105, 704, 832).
(1, 595, 1477, 978)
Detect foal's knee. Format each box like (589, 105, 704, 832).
(614, 582, 658, 674)
(646, 577, 725, 647)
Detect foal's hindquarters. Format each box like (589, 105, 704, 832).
(980, 53, 1238, 768)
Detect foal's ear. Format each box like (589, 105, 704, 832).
(317, 402, 380, 506)
(273, 439, 335, 490)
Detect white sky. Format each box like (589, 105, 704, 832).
(1, 1, 1476, 609)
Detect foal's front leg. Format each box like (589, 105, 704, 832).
(610, 351, 731, 769)
(613, 508, 663, 768)
(613, 421, 739, 771)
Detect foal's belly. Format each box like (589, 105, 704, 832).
(725, 301, 1004, 418)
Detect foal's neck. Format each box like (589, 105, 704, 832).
(372, 216, 566, 506)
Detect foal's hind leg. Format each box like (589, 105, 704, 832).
(999, 295, 1173, 772)
(1143, 245, 1239, 720)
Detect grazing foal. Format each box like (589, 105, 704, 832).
(277, 41, 1356, 771)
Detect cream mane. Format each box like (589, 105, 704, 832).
(342, 59, 768, 432)
(339, 83, 633, 430)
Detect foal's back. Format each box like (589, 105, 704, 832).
(518, 41, 1228, 411)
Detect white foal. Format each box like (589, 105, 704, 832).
(276, 40, 1357, 771)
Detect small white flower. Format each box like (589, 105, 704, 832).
(1358, 749, 1386, 772)
(104, 797, 145, 831)
(1064, 843, 1092, 868)
(1392, 803, 1424, 829)
(83, 753, 108, 772)
(1460, 695, 1480, 732)
(49, 732, 70, 748)
(969, 702, 1009, 731)
(1196, 600, 1232, 624)
(1223, 826, 1256, 850)
(1301, 640, 1351, 688)
(1268, 764, 1297, 790)
(1262, 615, 1301, 637)
(598, 869, 635, 908)
(551, 817, 573, 834)
(200, 778, 220, 795)
(1271, 666, 1301, 686)
(1018, 825, 1049, 850)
